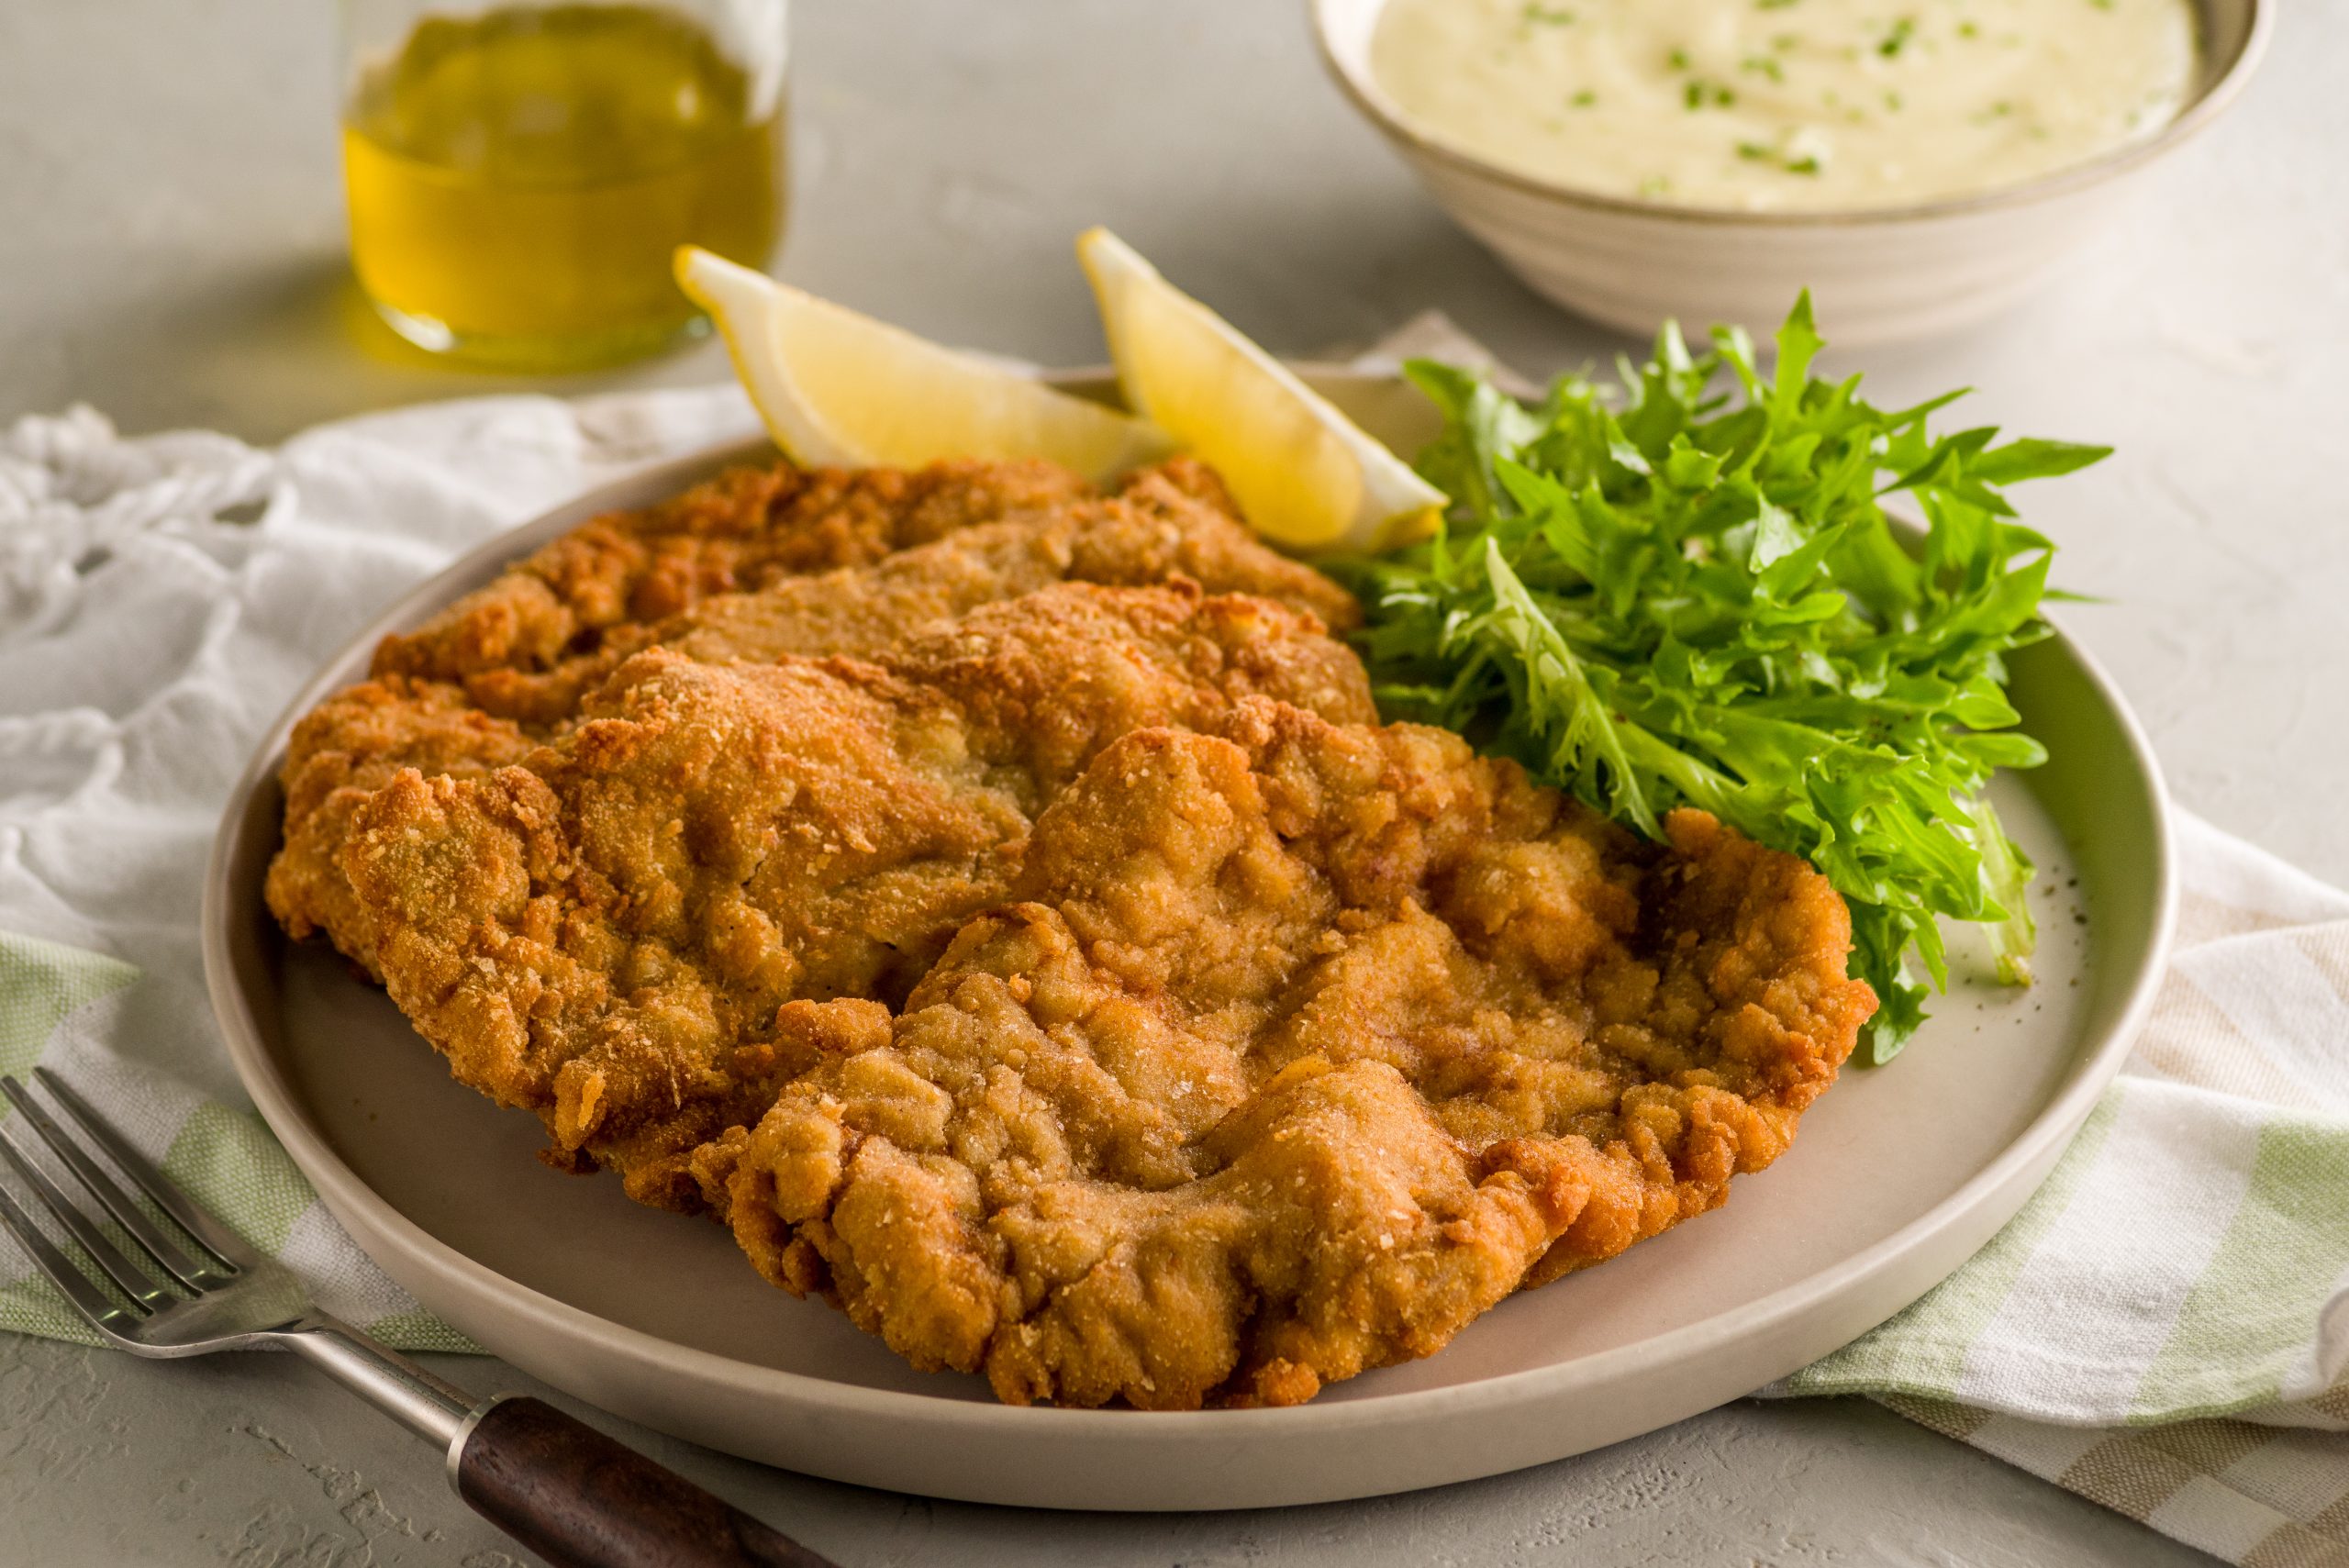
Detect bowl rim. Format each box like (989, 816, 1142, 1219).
(1309, 0, 2272, 229)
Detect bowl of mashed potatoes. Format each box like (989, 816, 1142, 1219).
(1313, 0, 2268, 344)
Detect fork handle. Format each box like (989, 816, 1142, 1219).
(285, 1321, 837, 1567)
(452, 1395, 840, 1568)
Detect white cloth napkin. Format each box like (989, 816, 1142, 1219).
(1771, 813, 2349, 1565)
(0, 385, 753, 1344)
(2, 363, 2344, 1564)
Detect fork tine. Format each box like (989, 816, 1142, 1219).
(30, 1068, 261, 1271)
(0, 1180, 144, 1340)
(0, 1076, 229, 1290)
(0, 1127, 173, 1311)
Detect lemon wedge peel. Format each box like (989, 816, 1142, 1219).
(675, 246, 1174, 483)
(1076, 227, 1447, 553)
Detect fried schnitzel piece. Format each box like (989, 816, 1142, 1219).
(373, 457, 1095, 683)
(717, 699, 1876, 1408)
(450, 459, 1364, 728)
(267, 457, 1358, 973)
(373, 455, 1352, 687)
(262, 679, 536, 971)
(340, 586, 1376, 1210)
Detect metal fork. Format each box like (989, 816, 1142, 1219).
(0, 1067, 838, 1568)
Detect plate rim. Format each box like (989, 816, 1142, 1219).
(200, 373, 2177, 1494)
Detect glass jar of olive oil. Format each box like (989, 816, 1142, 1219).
(340, 0, 787, 369)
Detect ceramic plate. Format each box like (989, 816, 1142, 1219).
(202, 370, 2174, 1510)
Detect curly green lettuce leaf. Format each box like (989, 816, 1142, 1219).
(1334, 294, 2104, 1064)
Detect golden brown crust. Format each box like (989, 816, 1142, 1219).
(450, 464, 1363, 729)
(339, 586, 1377, 1211)
(371, 455, 1353, 689)
(719, 703, 1876, 1407)
(371, 458, 1098, 683)
(263, 676, 537, 973)
(282, 454, 1878, 1411)
(269, 457, 1360, 975)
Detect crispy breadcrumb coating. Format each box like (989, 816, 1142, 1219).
(338, 586, 1375, 1210)
(285, 455, 1876, 1409)
(716, 702, 1875, 1407)
(267, 457, 1357, 973)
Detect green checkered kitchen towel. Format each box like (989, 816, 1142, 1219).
(3, 373, 2346, 1565)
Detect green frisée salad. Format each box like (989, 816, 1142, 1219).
(1337, 296, 2108, 1064)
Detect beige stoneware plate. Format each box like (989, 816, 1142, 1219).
(203, 369, 2174, 1510)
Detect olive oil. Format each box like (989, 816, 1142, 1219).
(342, 4, 785, 367)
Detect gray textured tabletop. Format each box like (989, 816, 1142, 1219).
(3, 2, 2343, 1564)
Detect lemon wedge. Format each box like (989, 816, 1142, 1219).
(676, 247, 1174, 482)
(1076, 228, 1445, 552)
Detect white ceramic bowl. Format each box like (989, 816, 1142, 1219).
(1313, 0, 2270, 347)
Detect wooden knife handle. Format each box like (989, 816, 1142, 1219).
(451, 1395, 841, 1568)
